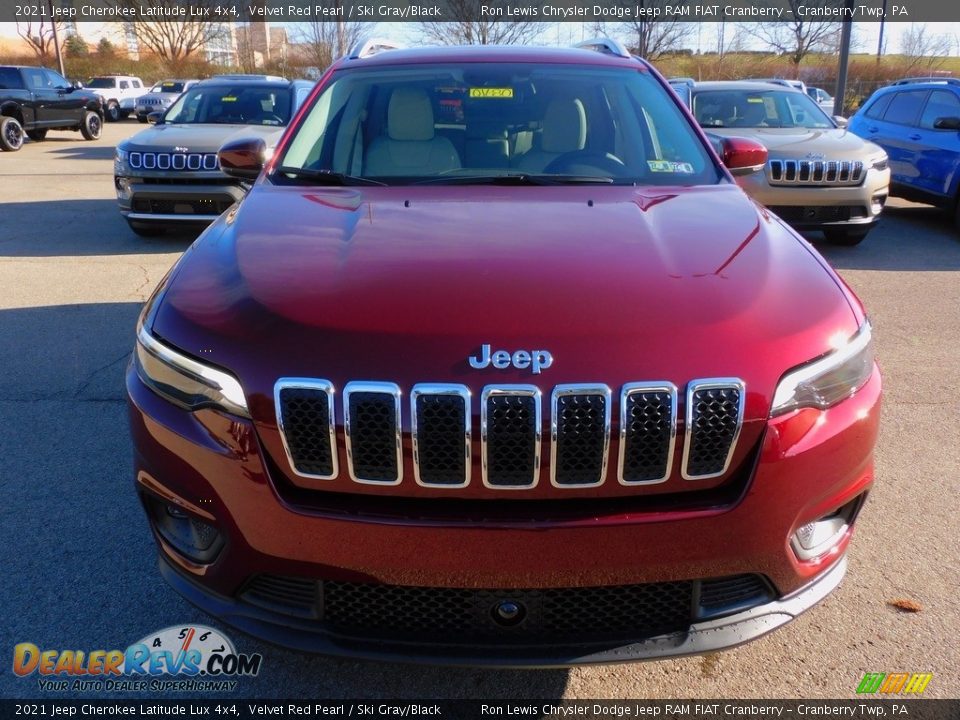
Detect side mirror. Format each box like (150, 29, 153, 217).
(719, 136, 768, 177)
(71, 80, 83, 90)
(146, 112, 164, 125)
(219, 137, 267, 180)
(833, 116, 849, 128)
(933, 116, 960, 130)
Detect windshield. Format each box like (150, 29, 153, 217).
(277, 63, 720, 186)
(156, 81, 186, 94)
(164, 85, 292, 126)
(86, 78, 116, 89)
(692, 89, 834, 129)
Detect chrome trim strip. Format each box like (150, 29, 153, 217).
(343, 381, 403, 486)
(410, 383, 471, 489)
(274, 378, 338, 481)
(768, 159, 865, 186)
(549, 383, 611, 489)
(617, 382, 678, 486)
(681, 378, 746, 481)
(125, 213, 221, 221)
(172, 154, 186, 170)
(480, 385, 541, 490)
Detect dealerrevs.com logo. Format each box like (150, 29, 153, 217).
(13, 625, 262, 692)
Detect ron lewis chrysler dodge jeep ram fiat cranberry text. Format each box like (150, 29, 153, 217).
(127, 39, 880, 666)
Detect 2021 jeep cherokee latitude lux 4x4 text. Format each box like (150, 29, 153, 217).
(128, 41, 880, 666)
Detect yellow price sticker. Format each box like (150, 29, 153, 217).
(469, 88, 514, 99)
(221, 96, 238, 102)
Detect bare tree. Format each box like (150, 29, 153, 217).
(112, 0, 231, 66)
(16, 20, 64, 63)
(900, 25, 954, 74)
(418, 3, 541, 46)
(591, 9, 696, 60)
(292, 19, 365, 70)
(751, 2, 841, 68)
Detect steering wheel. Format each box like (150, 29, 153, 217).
(543, 151, 626, 175)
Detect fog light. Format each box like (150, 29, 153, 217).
(115, 177, 132, 201)
(145, 495, 224, 564)
(791, 494, 865, 561)
(871, 193, 887, 215)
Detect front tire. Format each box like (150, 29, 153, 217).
(0, 116, 25, 151)
(26, 128, 47, 142)
(127, 220, 165, 237)
(105, 101, 120, 122)
(80, 111, 102, 141)
(823, 226, 871, 246)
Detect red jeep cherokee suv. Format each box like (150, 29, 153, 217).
(127, 40, 880, 665)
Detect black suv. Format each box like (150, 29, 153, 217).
(0, 65, 104, 151)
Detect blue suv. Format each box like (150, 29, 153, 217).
(849, 78, 960, 230)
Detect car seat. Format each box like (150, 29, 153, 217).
(514, 97, 587, 172)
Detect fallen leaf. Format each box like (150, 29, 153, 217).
(887, 598, 922, 613)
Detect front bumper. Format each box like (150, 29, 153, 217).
(127, 363, 880, 664)
(115, 177, 245, 225)
(738, 166, 890, 230)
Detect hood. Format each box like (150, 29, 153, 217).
(710, 127, 882, 159)
(120, 123, 285, 154)
(151, 184, 859, 498)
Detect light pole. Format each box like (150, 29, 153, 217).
(834, 0, 854, 117)
(46, 0, 65, 77)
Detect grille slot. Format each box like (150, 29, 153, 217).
(481, 386, 541, 489)
(411, 384, 471, 488)
(242, 573, 773, 643)
(682, 379, 745, 480)
(275, 380, 337, 480)
(768, 159, 864, 186)
(344, 382, 402, 485)
(618, 383, 677, 485)
(550, 385, 611, 487)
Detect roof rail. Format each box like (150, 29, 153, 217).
(891, 76, 959, 86)
(573, 38, 631, 59)
(348, 38, 405, 60)
(209, 74, 287, 82)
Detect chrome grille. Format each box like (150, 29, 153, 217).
(344, 382, 402, 485)
(128, 151, 219, 172)
(411, 384, 471, 488)
(682, 380, 745, 480)
(274, 378, 746, 490)
(481, 386, 541, 489)
(768, 159, 864, 186)
(550, 385, 611, 488)
(618, 383, 677, 485)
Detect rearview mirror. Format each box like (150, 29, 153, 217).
(934, 116, 960, 130)
(219, 137, 267, 180)
(718, 136, 768, 177)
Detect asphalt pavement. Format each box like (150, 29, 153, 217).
(0, 122, 957, 700)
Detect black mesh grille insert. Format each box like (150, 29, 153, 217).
(485, 394, 537, 487)
(241, 573, 773, 644)
(278, 387, 334, 477)
(553, 393, 607, 486)
(686, 385, 742, 478)
(622, 389, 674, 483)
(348, 391, 399, 482)
(700, 574, 774, 613)
(415, 394, 467, 485)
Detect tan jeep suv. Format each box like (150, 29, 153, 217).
(689, 81, 890, 245)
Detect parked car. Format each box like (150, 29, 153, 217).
(114, 75, 313, 236)
(0, 65, 103, 151)
(127, 38, 881, 665)
(848, 77, 960, 230)
(688, 81, 889, 245)
(85, 74, 144, 121)
(134, 79, 198, 123)
(752, 77, 808, 94)
(807, 86, 837, 115)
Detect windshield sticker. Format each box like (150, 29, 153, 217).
(469, 88, 514, 99)
(221, 96, 237, 102)
(162, 82, 175, 88)
(648, 160, 695, 174)
(747, 97, 764, 103)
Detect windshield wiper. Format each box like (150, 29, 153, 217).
(273, 167, 387, 187)
(413, 173, 614, 186)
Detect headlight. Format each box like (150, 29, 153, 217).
(115, 148, 129, 164)
(135, 323, 249, 417)
(870, 155, 889, 171)
(770, 321, 874, 417)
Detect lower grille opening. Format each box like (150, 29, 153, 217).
(238, 572, 776, 645)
